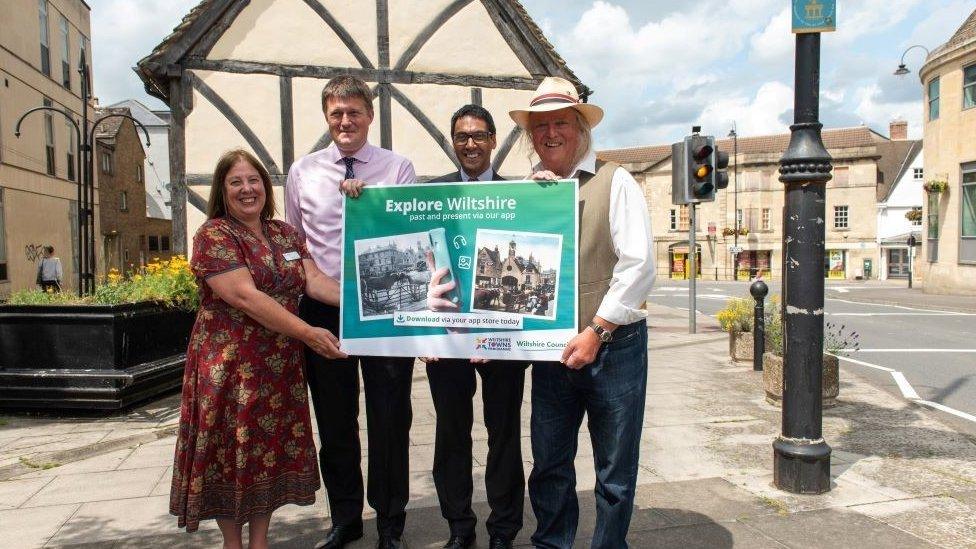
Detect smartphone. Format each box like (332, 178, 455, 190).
(428, 228, 461, 307)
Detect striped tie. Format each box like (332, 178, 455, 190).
(342, 157, 355, 180)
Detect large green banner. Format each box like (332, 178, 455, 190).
(340, 180, 578, 360)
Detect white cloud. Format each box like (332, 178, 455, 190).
(699, 81, 794, 137)
(89, 0, 199, 108)
(749, 7, 792, 66)
(853, 84, 923, 138)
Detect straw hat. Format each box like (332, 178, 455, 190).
(509, 77, 603, 129)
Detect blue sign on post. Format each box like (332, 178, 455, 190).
(792, 0, 836, 33)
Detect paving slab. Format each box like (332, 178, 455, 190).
(0, 503, 80, 549)
(21, 467, 168, 508)
(742, 507, 940, 549)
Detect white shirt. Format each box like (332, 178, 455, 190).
(534, 149, 656, 327)
(459, 167, 495, 182)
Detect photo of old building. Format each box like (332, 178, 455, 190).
(472, 230, 559, 317)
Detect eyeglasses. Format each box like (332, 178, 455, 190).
(452, 132, 493, 145)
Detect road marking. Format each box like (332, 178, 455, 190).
(830, 354, 976, 425)
(891, 371, 921, 400)
(837, 349, 976, 353)
(826, 298, 971, 315)
(828, 312, 974, 317)
(915, 400, 976, 423)
(830, 354, 895, 372)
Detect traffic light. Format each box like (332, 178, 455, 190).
(671, 130, 730, 204)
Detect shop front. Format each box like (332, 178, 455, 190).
(669, 244, 702, 280)
(824, 249, 846, 279)
(736, 250, 772, 280)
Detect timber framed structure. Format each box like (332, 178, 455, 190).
(136, 0, 585, 253)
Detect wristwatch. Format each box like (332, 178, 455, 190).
(588, 322, 613, 343)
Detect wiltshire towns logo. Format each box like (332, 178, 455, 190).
(475, 337, 511, 351)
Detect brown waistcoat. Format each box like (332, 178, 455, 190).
(577, 161, 620, 333)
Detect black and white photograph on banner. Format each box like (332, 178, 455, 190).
(471, 229, 561, 319)
(353, 232, 432, 320)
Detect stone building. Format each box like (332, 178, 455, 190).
(135, 0, 585, 256)
(95, 107, 173, 273)
(0, 0, 95, 296)
(108, 99, 173, 220)
(600, 123, 919, 281)
(476, 240, 542, 289)
(919, 8, 976, 294)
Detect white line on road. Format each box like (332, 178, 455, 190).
(828, 312, 975, 316)
(891, 371, 921, 400)
(915, 400, 976, 423)
(826, 298, 971, 315)
(830, 354, 976, 425)
(837, 349, 976, 353)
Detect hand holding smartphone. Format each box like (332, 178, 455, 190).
(428, 228, 461, 308)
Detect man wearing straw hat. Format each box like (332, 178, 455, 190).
(509, 77, 655, 549)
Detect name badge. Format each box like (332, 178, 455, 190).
(283, 251, 301, 261)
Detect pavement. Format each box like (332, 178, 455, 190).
(2, 304, 976, 548)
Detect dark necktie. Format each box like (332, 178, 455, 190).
(342, 157, 355, 180)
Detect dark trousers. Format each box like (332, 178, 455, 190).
(426, 359, 527, 541)
(300, 296, 414, 538)
(528, 320, 648, 549)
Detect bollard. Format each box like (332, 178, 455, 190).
(750, 280, 768, 372)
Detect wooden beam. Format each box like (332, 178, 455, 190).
(168, 75, 189, 254)
(188, 72, 280, 174)
(193, 0, 251, 60)
(378, 84, 392, 150)
(394, 0, 474, 71)
(280, 75, 294, 172)
(389, 85, 459, 170)
(187, 186, 209, 213)
(188, 173, 287, 186)
(492, 125, 522, 172)
(301, 0, 375, 70)
(376, 0, 390, 69)
(183, 57, 541, 90)
(157, 0, 242, 69)
(479, 0, 548, 75)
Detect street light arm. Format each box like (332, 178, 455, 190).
(14, 106, 81, 140)
(899, 44, 930, 66)
(88, 113, 152, 148)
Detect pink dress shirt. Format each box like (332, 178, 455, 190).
(285, 142, 416, 279)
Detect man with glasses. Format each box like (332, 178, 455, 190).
(424, 104, 527, 549)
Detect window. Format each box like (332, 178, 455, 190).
(961, 164, 976, 263)
(964, 65, 976, 110)
(120, 191, 128, 211)
(762, 208, 771, 231)
(148, 235, 159, 252)
(0, 188, 7, 281)
(79, 36, 90, 94)
(100, 151, 112, 174)
(736, 209, 743, 230)
(928, 77, 940, 121)
(760, 170, 772, 190)
(66, 118, 75, 181)
(59, 15, 70, 89)
(832, 166, 849, 187)
(669, 209, 677, 230)
(43, 98, 55, 176)
(834, 205, 849, 229)
(913, 168, 924, 180)
(136, 164, 144, 183)
(678, 205, 689, 231)
(38, 0, 50, 76)
(927, 192, 939, 262)
(910, 207, 923, 227)
(161, 236, 171, 252)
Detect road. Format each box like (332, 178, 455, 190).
(649, 279, 976, 436)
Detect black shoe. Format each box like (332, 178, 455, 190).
(488, 537, 513, 549)
(376, 535, 405, 549)
(443, 533, 475, 548)
(314, 523, 364, 549)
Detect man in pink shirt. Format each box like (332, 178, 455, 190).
(285, 76, 415, 549)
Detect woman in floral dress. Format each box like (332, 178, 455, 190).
(171, 149, 346, 548)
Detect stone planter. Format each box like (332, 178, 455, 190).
(0, 302, 195, 411)
(762, 352, 839, 408)
(729, 331, 754, 363)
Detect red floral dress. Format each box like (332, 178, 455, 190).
(170, 217, 320, 532)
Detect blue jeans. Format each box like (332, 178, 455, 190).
(529, 319, 648, 549)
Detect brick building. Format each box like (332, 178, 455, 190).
(95, 107, 173, 272)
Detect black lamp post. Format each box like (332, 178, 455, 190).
(15, 59, 150, 295)
(728, 123, 739, 280)
(775, 31, 833, 494)
(893, 45, 931, 76)
(907, 233, 917, 288)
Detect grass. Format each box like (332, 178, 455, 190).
(758, 495, 790, 516)
(0, 418, 8, 427)
(19, 456, 60, 470)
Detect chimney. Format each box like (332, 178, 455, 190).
(889, 119, 908, 140)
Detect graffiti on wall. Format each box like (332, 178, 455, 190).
(25, 244, 46, 263)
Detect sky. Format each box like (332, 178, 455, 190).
(89, 0, 976, 150)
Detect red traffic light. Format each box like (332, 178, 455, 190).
(692, 144, 713, 162)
